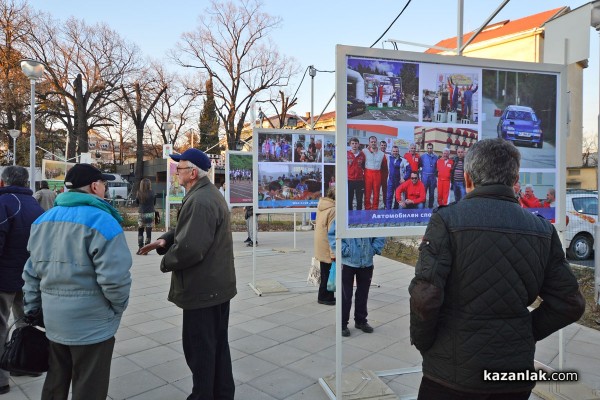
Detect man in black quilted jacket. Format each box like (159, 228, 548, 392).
(409, 138, 585, 399)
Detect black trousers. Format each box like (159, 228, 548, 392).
(348, 180, 364, 210)
(42, 337, 115, 400)
(318, 262, 335, 302)
(341, 265, 373, 327)
(417, 377, 531, 400)
(182, 301, 234, 400)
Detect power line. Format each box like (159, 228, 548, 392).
(291, 66, 309, 103)
(370, 0, 413, 48)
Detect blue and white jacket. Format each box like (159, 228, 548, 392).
(327, 220, 385, 268)
(23, 191, 132, 345)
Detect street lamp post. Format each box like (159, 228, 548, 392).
(161, 121, 175, 159)
(162, 121, 174, 143)
(8, 129, 20, 166)
(20, 59, 45, 191)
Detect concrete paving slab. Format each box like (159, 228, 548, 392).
(250, 279, 289, 294)
(322, 370, 397, 399)
(5, 230, 600, 400)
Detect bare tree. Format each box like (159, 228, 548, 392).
(150, 73, 202, 152)
(265, 90, 297, 128)
(26, 15, 140, 158)
(121, 61, 168, 193)
(582, 134, 597, 167)
(0, 0, 32, 146)
(174, 0, 299, 149)
(93, 105, 136, 168)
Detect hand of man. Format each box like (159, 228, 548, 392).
(23, 309, 44, 327)
(137, 239, 166, 255)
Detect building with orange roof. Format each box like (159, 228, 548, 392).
(426, 6, 584, 168)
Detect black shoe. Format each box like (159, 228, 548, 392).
(244, 237, 252, 243)
(341, 327, 350, 337)
(246, 241, 258, 247)
(0, 385, 9, 395)
(355, 322, 374, 333)
(10, 371, 42, 377)
(318, 299, 336, 306)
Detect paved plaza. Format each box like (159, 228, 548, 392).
(3, 230, 600, 399)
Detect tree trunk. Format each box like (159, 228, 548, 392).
(133, 125, 144, 198)
(74, 74, 89, 156)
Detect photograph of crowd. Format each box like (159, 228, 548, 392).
(346, 124, 485, 214)
(257, 163, 322, 208)
(42, 159, 74, 181)
(419, 64, 480, 124)
(258, 132, 293, 162)
(480, 69, 557, 169)
(292, 134, 328, 163)
(346, 56, 419, 122)
(323, 139, 336, 163)
(227, 152, 253, 205)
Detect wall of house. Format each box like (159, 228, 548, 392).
(567, 166, 597, 189)
(438, 32, 584, 168)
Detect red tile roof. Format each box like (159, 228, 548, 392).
(426, 7, 568, 54)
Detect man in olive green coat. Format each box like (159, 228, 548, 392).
(139, 149, 236, 400)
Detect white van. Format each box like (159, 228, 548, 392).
(106, 174, 131, 199)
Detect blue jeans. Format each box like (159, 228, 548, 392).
(453, 181, 466, 202)
(386, 179, 400, 209)
(422, 173, 437, 208)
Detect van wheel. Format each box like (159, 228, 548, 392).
(568, 233, 593, 260)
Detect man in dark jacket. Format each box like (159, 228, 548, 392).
(0, 166, 44, 394)
(139, 149, 237, 400)
(409, 138, 585, 399)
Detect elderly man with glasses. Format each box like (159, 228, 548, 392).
(139, 148, 237, 400)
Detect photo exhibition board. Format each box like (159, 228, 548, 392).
(226, 151, 254, 206)
(253, 128, 336, 213)
(336, 45, 567, 238)
(42, 159, 75, 192)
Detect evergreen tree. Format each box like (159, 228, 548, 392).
(198, 77, 221, 154)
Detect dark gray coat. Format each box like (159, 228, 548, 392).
(409, 184, 585, 393)
(158, 176, 236, 309)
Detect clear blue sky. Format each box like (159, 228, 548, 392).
(28, 0, 599, 140)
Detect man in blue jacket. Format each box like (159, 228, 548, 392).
(0, 166, 44, 395)
(23, 164, 132, 400)
(419, 143, 438, 208)
(386, 145, 410, 209)
(328, 220, 385, 337)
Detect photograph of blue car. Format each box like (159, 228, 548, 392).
(480, 69, 557, 169)
(497, 105, 543, 148)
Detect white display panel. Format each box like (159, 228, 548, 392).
(336, 45, 567, 238)
(253, 128, 336, 213)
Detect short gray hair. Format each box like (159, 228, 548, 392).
(464, 138, 520, 187)
(1, 166, 29, 187)
(185, 160, 209, 180)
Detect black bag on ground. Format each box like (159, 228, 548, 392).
(0, 320, 49, 374)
